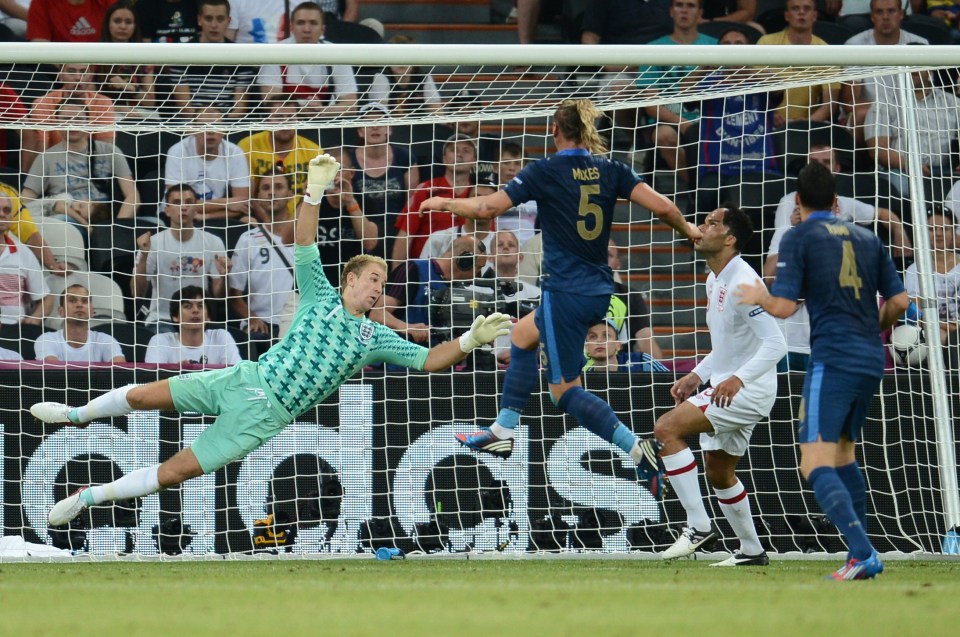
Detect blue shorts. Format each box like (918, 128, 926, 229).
(797, 362, 881, 444)
(535, 290, 610, 384)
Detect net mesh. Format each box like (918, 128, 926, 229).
(0, 47, 958, 558)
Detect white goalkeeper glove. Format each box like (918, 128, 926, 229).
(459, 312, 512, 353)
(303, 153, 341, 205)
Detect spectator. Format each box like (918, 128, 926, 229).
(34, 283, 125, 363)
(237, 93, 321, 204)
(228, 172, 296, 340)
(836, 0, 924, 16)
(581, 0, 671, 44)
(229, 0, 290, 42)
(904, 206, 960, 368)
(314, 0, 357, 21)
(493, 141, 538, 246)
(0, 0, 29, 39)
(419, 171, 498, 260)
(517, 231, 542, 288)
(0, 193, 52, 326)
(841, 0, 927, 143)
(313, 159, 378, 287)
(608, 239, 663, 358)
(367, 35, 443, 115)
(372, 234, 488, 344)
(256, 2, 359, 117)
(0, 345, 22, 360)
(21, 63, 116, 171)
(132, 184, 229, 333)
(0, 183, 66, 272)
(770, 143, 912, 257)
(487, 229, 541, 365)
(763, 203, 811, 372)
(347, 101, 419, 259)
(21, 98, 138, 234)
(167, 0, 256, 120)
(694, 29, 781, 202)
(392, 133, 475, 267)
(515, 0, 539, 44)
(145, 284, 241, 365)
(97, 1, 157, 121)
(0, 81, 27, 169)
(757, 0, 840, 127)
(27, 0, 110, 42)
(164, 105, 251, 222)
(583, 303, 669, 372)
(866, 68, 960, 197)
(927, 1, 960, 42)
(137, 0, 199, 42)
(434, 94, 501, 173)
(636, 0, 717, 178)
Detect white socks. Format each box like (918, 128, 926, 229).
(662, 447, 711, 532)
(73, 384, 135, 423)
(714, 481, 764, 556)
(490, 423, 515, 439)
(87, 465, 161, 505)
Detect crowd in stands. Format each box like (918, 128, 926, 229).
(0, 0, 959, 370)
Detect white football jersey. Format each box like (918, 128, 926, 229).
(693, 256, 786, 397)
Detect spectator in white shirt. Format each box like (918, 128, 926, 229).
(256, 2, 359, 117)
(0, 193, 51, 326)
(163, 105, 251, 222)
(34, 283, 125, 363)
(228, 171, 296, 340)
(145, 285, 241, 366)
(132, 184, 229, 332)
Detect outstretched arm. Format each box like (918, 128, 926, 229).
(297, 154, 342, 247)
(629, 182, 701, 241)
(422, 313, 512, 371)
(420, 191, 514, 221)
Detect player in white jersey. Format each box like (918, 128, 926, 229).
(31, 154, 511, 528)
(652, 206, 786, 565)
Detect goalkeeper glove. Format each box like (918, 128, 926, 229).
(303, 153, 341, 205)
(458, 312, 512, 353)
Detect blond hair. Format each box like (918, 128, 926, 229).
(553, 99, 607, 155)
(341, 254, 388, 291)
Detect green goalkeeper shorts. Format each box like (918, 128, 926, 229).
(168, 360, 291, 473)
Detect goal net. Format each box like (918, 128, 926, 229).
(0, 42, 957, 559)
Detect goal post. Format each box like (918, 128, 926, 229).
(0, 42, 958, 558)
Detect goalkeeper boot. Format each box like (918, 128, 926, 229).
(31, 402, 78, 424)
(455, 428, 514, 458)
(48, 487, 91, 526)
(827, 550, 884, 581)
(661, 523, 720, 560)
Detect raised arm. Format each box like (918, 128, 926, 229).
(629, 182, 700, 241)
(297, 154, 342, 246)
(419, 190, 514, 222)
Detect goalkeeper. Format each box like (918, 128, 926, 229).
(34, 154, 511, 527)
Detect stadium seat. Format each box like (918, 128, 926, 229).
(44, 272, 127, 330)
(91, 322, 153, 363)
(0, 322, 45, 360)
(36, 217, 88, 272)
(837, 13, 872, 36)
(812, 20, 855, 45)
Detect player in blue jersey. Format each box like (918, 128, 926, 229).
(420, 98, 700, 497)
(33, 154, 511, 527)
(737, 161, 909, 580)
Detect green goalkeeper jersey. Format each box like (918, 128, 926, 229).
(257, 244, 429, 418)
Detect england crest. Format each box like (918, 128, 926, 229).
(357, 321, 375, 345)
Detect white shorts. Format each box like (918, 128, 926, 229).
(687, 383, 776, 457)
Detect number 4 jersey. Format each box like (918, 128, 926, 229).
(772, 211, 905, 374)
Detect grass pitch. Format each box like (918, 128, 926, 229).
(3, 559, 959, 637)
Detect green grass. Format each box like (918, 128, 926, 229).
(2, 559, 959, 637)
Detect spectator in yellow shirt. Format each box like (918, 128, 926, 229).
(0, 182, 66, 273)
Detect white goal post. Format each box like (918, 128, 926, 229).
(0, 42, 957, 559)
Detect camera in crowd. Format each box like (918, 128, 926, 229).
(430, 279, 539, 338)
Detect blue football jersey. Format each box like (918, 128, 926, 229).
(772, 212, 905, 375)
(503, 149, 642, 295)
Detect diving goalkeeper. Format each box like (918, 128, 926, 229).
(34, 154, 512, 527)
